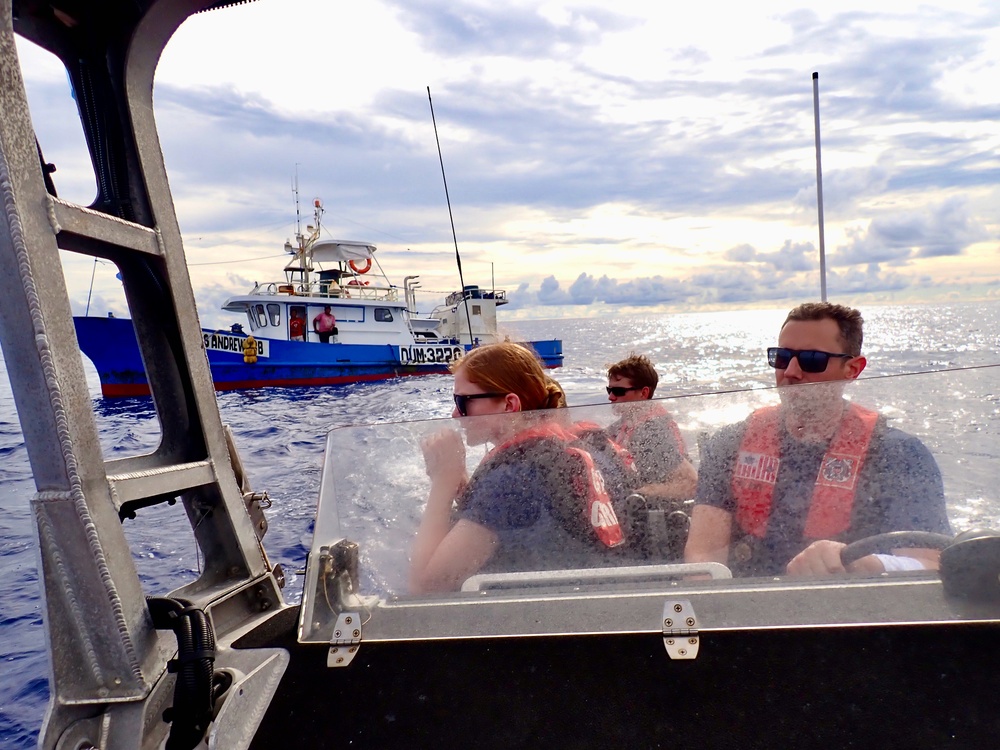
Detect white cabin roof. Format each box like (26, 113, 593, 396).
(310, 240, 376, 263)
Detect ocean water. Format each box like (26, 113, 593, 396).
(2, 301, 999, 746)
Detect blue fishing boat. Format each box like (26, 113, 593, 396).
(73, 199, 562, 396)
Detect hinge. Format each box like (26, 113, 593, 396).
(662, 600, 699, 660)
(327, 611, 361, 668)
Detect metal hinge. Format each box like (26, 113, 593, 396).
(327, 611, 361, 668)
(662, 600, 699, 660)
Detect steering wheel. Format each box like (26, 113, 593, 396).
(840, 530, 954, 567)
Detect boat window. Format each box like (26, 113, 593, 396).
(254, 304, 267, 328)
(245, 311, 256, 332)
(300, 366, 998, 644)
(267, 304, 281, 326)
(374, 308, 394, 322)
(324, 305, 365, 323)
(472, 305, 481, 316)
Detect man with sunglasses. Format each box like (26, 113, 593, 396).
(685, 302, 949, 577)
(606, 354, 697, 501)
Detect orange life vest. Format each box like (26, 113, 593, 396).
(485, 421, 627, 548)
(611, 403, 688, 459)
(732, 403, 879, 540)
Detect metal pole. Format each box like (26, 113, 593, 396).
(427, 86, 475, 345)
(85, 257, 97, 316)
(813, 72, 827, 302)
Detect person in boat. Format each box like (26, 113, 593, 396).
(685, 302, 950, 577)
(312, 305, 338, 343)
(410, 341, 611, 594)
(289, 309, 305, 342)
(606, 353, 697, 501)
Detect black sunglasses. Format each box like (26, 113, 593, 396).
(606, 385, 642, 397)
(453, 392, 507, 416)
(767, 347, 853, 374)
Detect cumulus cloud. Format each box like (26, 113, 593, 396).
(505, 228, 922, 310)
(387, 0, 638, 58)
(833, 198, 988, 265)
(18, 1, 1000, 317)
(724, 244, 757, 263)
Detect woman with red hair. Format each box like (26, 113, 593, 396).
(409, 341, 580, 593)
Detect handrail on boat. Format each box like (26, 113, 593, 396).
(247, 280, 400, 302)
(461, 562, 732, 592)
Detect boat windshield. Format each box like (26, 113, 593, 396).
(300, 365, 999, 643)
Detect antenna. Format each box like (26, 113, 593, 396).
(85, 258, 97, 316)
(293, 164, 302, 246)
(813, 72, 828, 302)
(427, 86, 476, 347)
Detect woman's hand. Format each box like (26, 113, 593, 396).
(421, 428, 468, 498)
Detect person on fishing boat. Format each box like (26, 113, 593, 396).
(289, 309, 305, 342)
(313, 305, 338, 343)
(685, 302, 950, 578)
(410, 341, 614, 594)
(606, 353, 697, 501)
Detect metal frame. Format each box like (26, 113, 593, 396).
(0, 2, 284, 748)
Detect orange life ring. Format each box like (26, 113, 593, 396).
(349, 258, 372, 274)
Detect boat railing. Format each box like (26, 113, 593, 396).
(444, 288, 507, 306)
(250, 280, 399, 302)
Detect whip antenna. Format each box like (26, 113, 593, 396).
(813, 72, 828, 302)
(427, 86, 476, 347)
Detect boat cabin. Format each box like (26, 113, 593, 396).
(222, 295, 413, 345)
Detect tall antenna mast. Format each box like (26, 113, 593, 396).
(813, 72, 828, 302)
(427, 86, 476, 346)
(293, 163, 303, 248)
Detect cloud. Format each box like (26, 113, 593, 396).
(388, 1, 638, 58)
(833, 198, 988, 265)
(826, 263, 910, 294)
(567, 273, 598, 304)
(724, 244, 757, 263)
(17, 1, 1000, 320)
(537, 274, 570, 304)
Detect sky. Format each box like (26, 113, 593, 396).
(13, 0, 1000, 326)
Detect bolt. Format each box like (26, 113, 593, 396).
(678, 648, 687, 656)
(674, 604, 683, 613)
(353, 629, 360, 638)
(334, 630, 341, 638)
(345, 616, 353, 624)
(666, 639, 675, 645)
(664, 618, 673, 627)
(336, 657, 344, 664)
(686, 617, 695, 627)
(688, 638, 698, 645)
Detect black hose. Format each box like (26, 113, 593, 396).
(147, 597, 218, 750)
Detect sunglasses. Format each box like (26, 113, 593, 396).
(606, 386, 642, 397)
(767, 347, 853, 374)
(453, 392, 507, 416)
